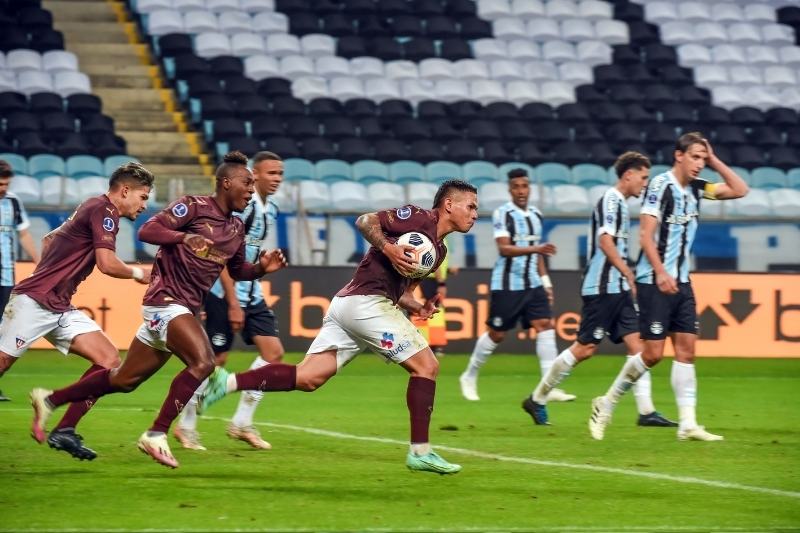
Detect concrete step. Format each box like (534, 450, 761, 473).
(115, 117, 179, 131)
(82, 64, 158, 77)
(93, 88, 166, 111)
(59, 29, 130, 44)
(43, 1, 118, 22)
(90, 75, 157, 89)
(67, 42, 148, 58)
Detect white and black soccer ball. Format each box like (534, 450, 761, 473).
(394, 231, 437, 279)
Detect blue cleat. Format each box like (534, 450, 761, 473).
(198, 367, 230, 414)
(47, 428, 97, 461)
(522, 396, 549, 425)
(637, 411, 678, 427)
(406, 451, 461, 475)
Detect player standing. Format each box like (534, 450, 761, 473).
(0, 162, 153, 458)
(458, 167, 576, 409)
(589, 133, 748, 441)
(525, 152, 675, 428)
(199, 180, 478, 474)
(29, 152, 287, 468)
(174, 151, 284, 451)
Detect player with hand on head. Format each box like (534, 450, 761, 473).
(589, 133, 748, 441)
(29, 152, 288, 468)
(525, 151, 675, 428)
(459, 167, 576, 410)
(174, 151, 286, 452)
(0, 162, 154, 459)
(199, 180, 479, 475)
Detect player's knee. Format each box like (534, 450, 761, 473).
(97, 353, 121, 369)
(488, 329, 505, 343)
(415, 353, 440, 379)
(296, 373, 325, 392)
(192, 358, 216, 379)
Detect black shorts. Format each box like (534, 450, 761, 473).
(204, 293, 278, 354)
(637, 282, 698, 340)
(576, 292, 638, 345)
(486, 287, 552, 331)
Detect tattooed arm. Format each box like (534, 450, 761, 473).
(355, 211, 415, 276)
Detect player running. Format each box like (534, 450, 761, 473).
(199, 180, 478, 475)
(589, 133, 748, 441)
(29, 152, 287, 468)
(0, 162, 153, 459)
(525, 151, 675, 428)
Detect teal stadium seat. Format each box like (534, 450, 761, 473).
(389, 160, 425, 184)
(352, 160, 389, 184)
(572, 163, 608, 187)
(0, 153, 28, 175)
(787, 168, 800, 190)
(751, 167, 788, 190)
(66, 155, 104, 178)
(315, 159, 352, 183)
(104, 155, 140, 176)
(283, 158, 315, 181)
(28, 154, 65, 179)
(425, 161, 461, 184)
(699, 167, 721, 182)
(730, 166, 751, 182)
(648, 164, 671, 180)
(462, 160, 498, 186)
(498, 162, 535, 181)
(535, 162, 571, 186)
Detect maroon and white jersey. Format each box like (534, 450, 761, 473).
(337, 205, 447, 304)
(141, 195, 258, 313)
(14, 195, 119, 313)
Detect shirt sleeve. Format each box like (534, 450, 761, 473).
(378, 205, 430, 236)
(640, 177, 669, 219)
(15, 198, 30, 231)
(597, 192, 621, 237)
(90, 203, 119, 251)
(138, 196, 197, 244)
(492, 207, 510, 239)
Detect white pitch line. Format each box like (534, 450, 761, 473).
(3, 406, 798, 501)
(204, 416, 800, 501)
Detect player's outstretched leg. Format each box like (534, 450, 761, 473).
(174, 378, 208, 451)
(521, 396, 549, 425)
(47, 428, 97, 461)
(30, 388, 54, 443)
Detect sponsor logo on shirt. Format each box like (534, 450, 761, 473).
(665, 213, 697, 225)
(172, 203, 188, 217)
(396, 206, 411, 220)
(102, 217, 115, 231)
(606, 214, 614, 224)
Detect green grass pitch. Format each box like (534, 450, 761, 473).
(1, 351, 799, 532)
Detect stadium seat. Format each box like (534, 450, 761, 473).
(41, 175, 78, 205)
(406, 181, 438, 208)
(477, 181, 510, 215)
(283, 158, 315, 182)
(728, 188, 771, 217)
(551, 184, 590, 213)
(77, 175, 109, 199)
(28, 153, 64, 178)
(296, 179, 330, 211)
(535, 162, 571, 186)
(768, 188, 800, 218)
(352, 159, 389, 184)
(367, 181, 405, 210)
(65, 155, 103, 178)
(329, 181, 369, 212)
(0, 153, 28, 174)
(751, 167, 788, 189)
(462, 161, 498, 186)
(572, 163, 607, 187)
(7, 174, 40, 204)
(388, 160, 425, 183)
(104, 155, 139, 176)
(315, 158, 351, 183)
(426, 161, 461, 184)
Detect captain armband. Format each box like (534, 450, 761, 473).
(703, 182, 720, 200)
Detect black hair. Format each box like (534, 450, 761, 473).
(432, 179, 477, 208)
(507, 168, 529, 180)
(215, 151, 250, 185)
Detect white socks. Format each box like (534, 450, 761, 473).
(606, 353, 648, 405)
(463, 332, 497, 379)
(178, 377, 208, 431)
(671, 361, 697, 431)
(532, 349, 577, 403)
(536, 329, 558, 377)
(231, 357, 268, 428)
(410, 442, 431, 456)
(630, 354, 656, 415)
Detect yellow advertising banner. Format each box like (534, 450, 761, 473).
(15, 264, 800, 358)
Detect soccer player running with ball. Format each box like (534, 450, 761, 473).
(588, 133, 748, 441)
(0, 162, 154, 459)
(174, 151, 285, 452)
(29, 152, 288, 468)
(199, 179, 478, 475)
(526, 151, 675, 428)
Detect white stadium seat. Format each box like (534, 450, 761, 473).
(477, 0, 512, 20)
(252, 11, 288, 34)
(711, 44, 746, 66)
(743, 85, 781, 110)
(148, 9, 183, 34)
(206, 0, 240, 12)
(505, 80, 540, 105)
(280, 55, 314, 79)
(552, 184, 590, 214)
(183, 11, 217, 34)
(546, 0, 579, 21)
(419, 58, 455, 81)
(17, 71, 53, 94)
(594, 19, 628, 44)
(694, 64, 729, 87)
(135, 0, 171, 14)
(54, 71, 91, 96)
(510, 0, 544, 20)
(364, 78, 401, 102)
(728, 65, 763, 88)
(727, 23, 762, 46)
(677, 43, 711, 67)
(768, 189, 800, 218)
(711, 85, 746, 108)
(559, 61, 592, 84)
(763, 65, 797, 89)
(401, 79, 435, 103)
(407, 182, 439, 209)
(349, 57, 383, 79)
(578, 0, 612, 21)
(478, 182, 510, 215)
(728, 188, 771, 217)
(77, 176, 109, 199)
(231, 33, 264, 57)
(329, 76, 365, 100)
(265, 33, 300, 57)
(240, 0, 275, 14)
(507, 39, 540, 61)
(367, 182, 406, 210)
(743, 4, 776, 24)
(301, 34, 336, 58)
(385, 60, 418, 80)
(561, 18, 595, 42)
(434, 78, 470, 102)
(0, 70, 16, 92)
(195, 32, 231, 58)
(244, 55, 280, 80)
(493, 18, 528, 40)
(761, 23, 795, 46)
(746, 45, 780, 66)
(41, 176, 79, 206)
(694, 22, 728, 46)
(527, 18, 561, 42)
(644, 1, 678, 24)
(712, 2, 743, 24)
(172, 0, 205, 12)
(296, 180, 331, 212)
(330, 181, 370, 212)
(42, 50, 78, 73)
(678, 2, 712, 23)
(291, 76, 328, 101)
(453, 59, 490, 80)
(472, 39, 508, 61)
(469, 79, 506, 104)
(779, 45, 800, 67)
(316, 56, 351, 78)
(542, 40, 577, 63)
(8, 175, 41, 204)
(660, 21, 697, 45)
(490, 59, 525, 82)
(7, 49, 42, 71)
(523, 60, 559, 82)
(576, 40, 612, 64)
(539, 80, 574, 106)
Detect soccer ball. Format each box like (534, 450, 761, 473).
(394, 231, 437, 279)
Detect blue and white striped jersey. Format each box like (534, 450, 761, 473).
(582, 187, 630, 296)
(0, 193, 29, 286)
(209, 194, 277, 306)
(489, 202, 544, 291)
(636, 171, 712, 284)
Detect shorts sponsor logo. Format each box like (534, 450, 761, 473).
(148, 313, 166, 332)
(388, 339, 411, 356)
(593, 327, 605, 340)
(15, 337, 25, 349)
(211, 333, 227, 347)
(102, 217, 115, 231)
(492, 316, 503, 328)
(380, 332, 394, 349)
(650, 321, 664, 335)
(172, 203, 188, 217)
(396, 206, 411, 220)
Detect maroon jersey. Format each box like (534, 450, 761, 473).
(337, 205, 447, 304)
(15, 195, 119, 312)
(140, 195, 260, 313)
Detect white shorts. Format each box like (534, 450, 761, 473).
(307, 295, 429, 369)
(0, 293, 102, 358)
(135, 304, 193, 352)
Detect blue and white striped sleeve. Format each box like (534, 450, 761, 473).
(640, 175, 669, 219)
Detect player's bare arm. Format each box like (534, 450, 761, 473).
(537, 253, 554, 304)
(599, 233, 636, 297)
(701, 139, 749, 200)
(495, 236, 557, 257)
(639, 215, 678, 295)
(18, 228, 40, 264)
(356, 211, 416, 275)
(95, 248, 151, 284)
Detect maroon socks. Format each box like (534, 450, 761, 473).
(235, 363, 296, 392)
(52, 364, 105, 431)
(48, 367, 114, 408)
(407, 376, 436, 444)
(149, 368, 203, 434)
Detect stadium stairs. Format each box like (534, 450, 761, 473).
(43, 0, 214, 198)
